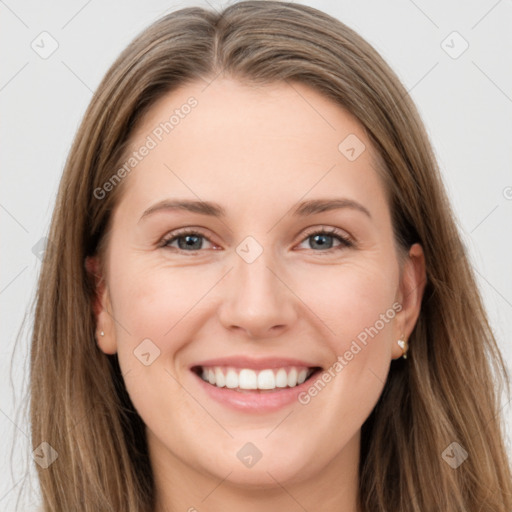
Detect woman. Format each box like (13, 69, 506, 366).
(30, 1, 512, 511)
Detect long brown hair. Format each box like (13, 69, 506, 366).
(28, 1, 511, 510)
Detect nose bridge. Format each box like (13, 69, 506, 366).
(237, 248, 280, 301)
(217, 237, 296, 336)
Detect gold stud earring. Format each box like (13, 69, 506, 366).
(397, 335, 408, 359)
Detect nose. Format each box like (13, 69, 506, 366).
(217, 250, 298, 339)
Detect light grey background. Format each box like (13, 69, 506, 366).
(1, 0, 511, 509)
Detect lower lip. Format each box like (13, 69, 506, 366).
(191, 369, 321, 413)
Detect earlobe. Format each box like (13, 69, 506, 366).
(85, 255, 117, 355)
(96, 323, 117, 355)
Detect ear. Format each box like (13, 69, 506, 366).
(391, 243, 426, 359)
(85, 255, 117, 355)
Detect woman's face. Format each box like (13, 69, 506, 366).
(93, 78, 424, 494)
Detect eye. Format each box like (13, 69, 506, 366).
(297, 227, 353, 252)
(160, 226, 353, 254)
(160, 228, 215, 252)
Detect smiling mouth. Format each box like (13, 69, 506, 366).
(191, 365, 323, 393)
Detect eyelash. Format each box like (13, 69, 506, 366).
(159, 226, 354, 255)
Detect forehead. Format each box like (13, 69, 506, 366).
(115, 78, 388, 221)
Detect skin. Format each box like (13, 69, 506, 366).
(88, 78, 426, 512)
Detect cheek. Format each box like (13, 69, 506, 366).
(296, 260, 399, 347)
(337, 276, 397, 358)
(291, 273, 398, 449)
(109, 259, 208, 341)
(295, 262, 399, 410)
(107, 266, 199, 419)
(107, 260, 215, 388)
(292, 264, 401, 416)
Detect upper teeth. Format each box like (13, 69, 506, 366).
(200, 366, 314, 390)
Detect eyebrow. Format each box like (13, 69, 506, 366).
(138, 197, 371, 222)
(139, 199, 225, 222)
(292, 198, 371, 218)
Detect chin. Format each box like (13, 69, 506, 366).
(196, 445, 321, 489)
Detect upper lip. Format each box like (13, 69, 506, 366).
(190, 356, 323, 371)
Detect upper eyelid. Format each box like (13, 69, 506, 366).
(301, 226, 351, 240)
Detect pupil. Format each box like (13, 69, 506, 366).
(179, 235, 202, 250)
(311, 234, 333, 250)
